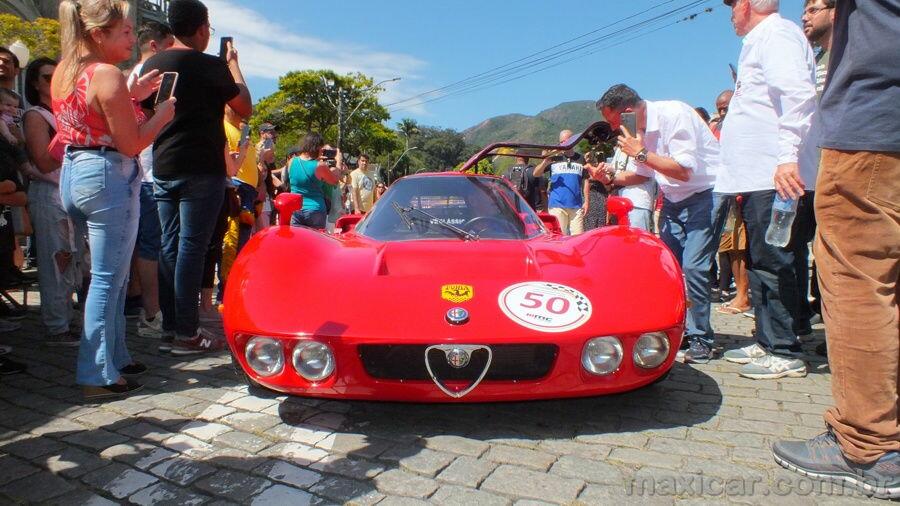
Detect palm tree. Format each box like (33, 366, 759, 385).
(397, 118, 419, 151)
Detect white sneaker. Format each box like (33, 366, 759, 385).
(739, 354, 807, 379)
(723, 343, 768, 364)
(138, 309, 163, 338)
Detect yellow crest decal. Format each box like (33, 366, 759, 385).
(441, 284, 474, 303)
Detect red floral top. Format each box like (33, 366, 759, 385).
(52, 63, 115, 148)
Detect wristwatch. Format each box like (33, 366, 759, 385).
(636, 148, 649, 163)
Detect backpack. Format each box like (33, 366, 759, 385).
(506, 165, 530, 196)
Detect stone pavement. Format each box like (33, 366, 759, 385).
(0, 292, 885, 505)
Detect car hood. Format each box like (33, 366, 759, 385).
(224, 226, 684, 341)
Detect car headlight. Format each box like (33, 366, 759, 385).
(581, 337, 623, 375)
(292, 341, 335, 382)
(245, 337, 284, 377)
(633, 332, 670, 369)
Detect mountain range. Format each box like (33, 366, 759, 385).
(462, 100, 599, 148)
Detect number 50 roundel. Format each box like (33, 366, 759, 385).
(498, 282, 592, 333)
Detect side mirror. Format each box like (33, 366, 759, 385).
(275, 193, 303, 226)
(607, 196, 634, 227)
(335, 214, 363, 234)
(537, 212, 562, 235)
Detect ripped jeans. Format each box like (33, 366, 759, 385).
(28, 179, 84, 335)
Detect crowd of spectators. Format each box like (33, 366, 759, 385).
(0, 0, 895, 496)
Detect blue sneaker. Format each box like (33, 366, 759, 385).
(773, 431, 900, 499)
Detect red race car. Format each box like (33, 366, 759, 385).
(224, 123, 686, 402)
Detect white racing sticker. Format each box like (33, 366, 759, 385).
(498, 282, 592, 333)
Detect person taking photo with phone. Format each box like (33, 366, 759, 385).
(139, 0, 252, 356)
(52, 0, 176, 399)
(590, 84, 721, 364)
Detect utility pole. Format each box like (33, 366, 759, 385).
(321, 76, 400, 151)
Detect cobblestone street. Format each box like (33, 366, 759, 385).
(0, 293, 883, 505)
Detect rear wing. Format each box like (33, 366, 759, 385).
(460, 121, 617, 171)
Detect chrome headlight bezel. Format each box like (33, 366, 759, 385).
(581, 336, 624, 376)
(244, 336, 285, 377)
(291, 341, 336, 382)
(633, 331, 670, 369)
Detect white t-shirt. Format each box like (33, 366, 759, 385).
(635, 100, 718, 203)
(350, 168, 377, 212)
(128, 62, 155, 183)
(612, 148, 655, 211)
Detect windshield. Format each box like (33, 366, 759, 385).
(356, 175, 545, 241)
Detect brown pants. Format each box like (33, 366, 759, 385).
(815, 149, 900, 464)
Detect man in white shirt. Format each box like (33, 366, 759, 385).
(350, 154, 377, 214)
(718, 0, 817, 380)
(590, 84, 721, 363)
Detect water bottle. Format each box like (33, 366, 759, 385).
(765, 194, 798, 247)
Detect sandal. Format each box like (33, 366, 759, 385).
(716, 303, 750, 315)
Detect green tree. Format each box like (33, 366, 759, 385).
(253, 69, 398, 158)
(396, 118, 419, 150)
(411, 126, 467, 172)
(0, 15, 60, 61)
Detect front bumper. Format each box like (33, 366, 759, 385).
(228, 327, 683, 403)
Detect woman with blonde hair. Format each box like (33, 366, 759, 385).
(52, 0, 175, 399)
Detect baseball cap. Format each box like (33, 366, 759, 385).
(259, 123, 276, 132)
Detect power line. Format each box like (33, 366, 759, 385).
(386, 0, 712, 110)
(389, 4, 714, 112)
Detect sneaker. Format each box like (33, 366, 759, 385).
(138, 310, 163, 338)
(0, 356, 26, 375)
(120, 362, 148, 375)
(683, 340, 714, 364)
(723, 343, 768, 364)
(773, 431, 900, 499)
(0, 319, 22, 333)
(158, 331, 175, 353)
(46, 330, 80, 347)
(171, 328, 224, 356)
(83, 379, 143, 401)
(0, 344, 10, 355)
(740, 354, 807, 379)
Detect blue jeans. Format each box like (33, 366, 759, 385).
(60, 148, 139, 386)
(739, 190, 815, 355)
(136, 182, 162, 261)
(291, 209, 327, 229)
(28, 179, 85, 335)
(234, 180, 257, 252)
(660, 189, 719, 345)
(155, 174, 225, 338)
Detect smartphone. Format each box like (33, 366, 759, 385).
(621, 112, 637, 137)
(322, 148, 338, 159)
(219, 37, 233, 60)
(238, 123, 251, 148)
(155, 72, 178, 105)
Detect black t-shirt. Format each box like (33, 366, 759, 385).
(141, 49, 240, 179)
(819, 0, 900, 152)
(0, 137, 24, 254)
(503, 164, 543, 210)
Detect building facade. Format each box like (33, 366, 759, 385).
(1, 0, 168, 23)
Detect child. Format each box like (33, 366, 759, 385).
(0, 88, 23, 146)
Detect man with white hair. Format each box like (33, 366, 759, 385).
(718, 0, 817, 379)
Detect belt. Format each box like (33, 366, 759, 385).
(69, 145, 118, 153)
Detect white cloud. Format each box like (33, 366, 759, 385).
(204, 0, 431, 115)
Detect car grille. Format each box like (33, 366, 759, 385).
(357, 344, 559, 381)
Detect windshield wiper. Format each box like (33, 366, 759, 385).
(392, 202, 478, 241)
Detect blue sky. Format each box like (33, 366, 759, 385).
(207, 0, 807, 132)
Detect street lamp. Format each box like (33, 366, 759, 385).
(388, 146, 418, 182)
(321, 76, 401, 150)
